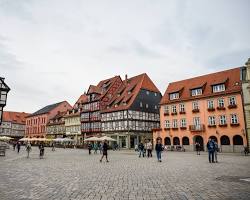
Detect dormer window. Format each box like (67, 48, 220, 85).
(212, 84, 225, 93)
(191, 88, 202, 96)
(169, 92, 179, 100)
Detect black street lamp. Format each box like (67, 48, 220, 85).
(0, 77, 10, 125)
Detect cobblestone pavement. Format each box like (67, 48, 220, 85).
(0, 147, 250, 200)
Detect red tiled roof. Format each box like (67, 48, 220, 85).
(2, 111, 30, 124)
(102, 73, 160, 113)
(73, 93, 88, 109)
(160, 67, 242, 104)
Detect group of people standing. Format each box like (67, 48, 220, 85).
(137, 139, 163, 162)
(87, 140, 109, 162)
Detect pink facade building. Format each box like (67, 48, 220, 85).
(25, 101, 72, 138)
(154, 67, 247, 152)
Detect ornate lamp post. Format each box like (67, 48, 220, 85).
(0, 77, 10, 125)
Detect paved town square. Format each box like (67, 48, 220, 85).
(0, 148, 250, 200)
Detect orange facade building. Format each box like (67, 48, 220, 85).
(154, 67, 247, 152)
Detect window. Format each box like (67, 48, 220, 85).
(173, 119, 178, 128)
(146, 91, 150, 95)
(231, 114, 238, 124)
(180, 119, 186, 127)
(171, 105, 177, 113)
(208, 116, 216, 126)
(164, 106, 169, 114)
(191, 88, 202, 96)
(192, 101, 199, 110)
(179, 104, 185, 112)
(140, 102, 143, 108)
(169, 92, 179, 100)
(154, 105, 158, 109)
(219, 115, 227, 125)
(207, 100, 214, 109)
(165, 120, 170, 128)
(146, 104, 149, 108)
(218, 98, 224, 108)
(229, 96, 236, 106)
(213, 84, 225, 93)
(154, 93, 157, 97)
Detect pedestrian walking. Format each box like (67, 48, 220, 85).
(51, 143, 55, 151)
(38, 143, 45, 159)
(195, 142, 201, 155)
(214, 141, 219, 163)
(93, 142, 98, 154)
(13, 141, 16, 151)
(146, 140, 153, 158)
(138, 142, 145, 157)
(17, 142, 21, 153)
(88, 143, 92, 155)
(100, 140, 109, 162)
(207, 138, 215, 163)
(26, 142, 32, 158)
(99, 143, 103, 154)
(155, 139, 163, 162)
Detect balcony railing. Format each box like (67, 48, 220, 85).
(192, 108, 199, 113)
(189, 124, 205, 132)
(164, 112, 169, 116)
(207, 107, 215, 112)
(217, 106, 226, 110)
(228, 104, 237, 109)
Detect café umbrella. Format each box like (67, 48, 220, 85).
(0, 136, 13, 141)
(84, 137, 101, 142)
(99, 136, 116, 141)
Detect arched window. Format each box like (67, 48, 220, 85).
(233, 135, 243, 145)
(182, 137, 189, 145)
(173, 137, 180, 145)
(220, 135, 230, 145)
(209, 136, 218, 143)
(164, 137, 171, 145)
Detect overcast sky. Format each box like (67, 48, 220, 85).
(1, 0, 249, 113)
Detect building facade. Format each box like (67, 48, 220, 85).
(154, 67, 247, 152)
(64, 94, 88, 145)
(81, 76, 123, 139)
(0, 77, 10, 125)
(241, 58, 250, 149)
(25, 101, 72, 138)
(0, 111, 29, 140)
(101, 73, 162, 148)
(46, 111, 66, 139)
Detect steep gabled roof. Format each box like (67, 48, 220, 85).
(102, 73, 161, 113)
(160, 67, 242, 104)
(2, 111, 30, 124)
(28, 101, 66, 117)
(73, 93, 88, 109)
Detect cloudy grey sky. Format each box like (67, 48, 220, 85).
(0, 0, 249, 113)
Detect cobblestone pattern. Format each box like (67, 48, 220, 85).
(0, 147, 250, 200)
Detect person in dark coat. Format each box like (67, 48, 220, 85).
(207, 138, 215, 163)
(88, 143, 92, 155)
(100, 140, 109, 162)
(38, 143, 45, 159)
(138, 142, 145, 158)
(155, 139, 163, 162)
(17, 142, 21, 153)
(195, 142, 200, 155)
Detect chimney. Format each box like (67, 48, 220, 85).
(125, 74, 128, 84)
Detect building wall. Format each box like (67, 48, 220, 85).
(242, 72, 250, 149)
(155, 93, 246, 152)
(0, 122, 25, 138)
(25, 102, 72, 138)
